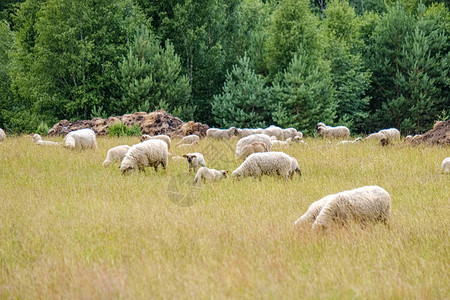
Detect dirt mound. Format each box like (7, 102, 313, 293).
(410, 121, 450, 146)
(48, 109, 209, 137)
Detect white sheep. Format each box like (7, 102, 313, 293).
(336, 137, 362, 145)
(235, 134, 272, 159)
(176, 134, 200, 145)
(103, 145, 131, 167)
(30, 134, 60, 146)
(206, 127, 237, 139)
(193, 167, 228, 185)
(365, 132, 387, 141)
(282, 127, 300, 139)
(289, 156, 302, 178)
(236, 128, 264, 138)
(120, 139, 168, 174)
(294, 185, 391, 231)
(272, 138, 293, 147)
(177, 140, 199, 148)
(263, 125, 284, 140)
(0, 128, 5, 142)
(441, 157, 450, 173)
(141, 134, 171, 148)
(239, 142, 269, 160)
(378, 128, 400, 140)
(232, 152, 292, 179)
(316, 123, 350, 139)
(183, 152, 206, 173)
(64, 128, 97, 150)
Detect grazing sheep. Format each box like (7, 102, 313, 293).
(292, 136, 306, 144)
(0, 128, 5, 142)
(282, 128, 300, 139)
(380, 138, 390, 147)
(365, 132, 387, 141)
(235, 128, 264, 138)
(379, 128, 400, 140)
(103, 145, 131, 167)
(141, 134, 171, 148)
(336, 137, 362, 145)
(193, 167, 228, 185)
(30, 134, 60, 146)
(120, 139, 168, 174)
(289, 156, 302, 178)
(294, 185, 391, 231)
(235, 134, 272, 159)
(240, 142, 269, 160)
(64, 128, 97, 150)
(272, 138, 293, 147)
(263, 125, 284, 140)
(232, 152, 292, 179)
(183, 153, 206, 173)
(176, 134, 200, 145)
(442, 157, 450, 173)
(206, 127, 237, 139)
(316, 123, 350, 139)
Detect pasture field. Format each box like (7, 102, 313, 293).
(0, 135, 449, 299)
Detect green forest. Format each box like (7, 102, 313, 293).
(0, 0, 448, 135)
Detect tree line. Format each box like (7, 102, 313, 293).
(0, 0, 448, 135)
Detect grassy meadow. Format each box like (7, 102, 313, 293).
(0, 135, 449, 299)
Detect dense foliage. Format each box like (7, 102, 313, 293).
(0, 0, 448, 134)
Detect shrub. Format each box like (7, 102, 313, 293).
(107, 122, 141, 137)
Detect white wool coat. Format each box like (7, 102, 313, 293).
(103, 145, 131, 167)
(141, 134, 171, 148)
(235, 134, 272, 159)
(64, 128, 97, 150)
(177, 134, 200, 145)
(0, 128, 5, 142)
(194, 167, 228, 185)
(232, 151, 292, 179)
(441, 157, 450, 173)
(183, 152, 206, 172)
(120, 139, 168, 174)
(316, 123, 350, 139)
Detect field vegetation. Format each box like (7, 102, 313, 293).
(0, 136, 448, 298)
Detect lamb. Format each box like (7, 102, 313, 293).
(30, 134, 60, 146)
(316, 123, 350, 139)
(64, 128, 97, 150)
(365, 132, 387, 141)
(193, 167, 228, 185)
(103, 145, 131, 167)
(263, 125, 284, 140)
(0, 128, 5, 142)
(336, 137, 362, 145)
(289, 156, 302, 178)
(441, 157, 450, 173)
(140, 134, 171, 148)
(120, 139, 168, 174)
(176, 134, 200, 145)
(235, 134, 272, 159)
(183, 152, 206, 173)
(294, 185, 391, 231)
(206, 127, 237, 139)
(378, 128, 400, 140)
(232, 152, 292, 179)
(239, 142, 269, 160)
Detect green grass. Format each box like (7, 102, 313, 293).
(0, 136, 448, 299)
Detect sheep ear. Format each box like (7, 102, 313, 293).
(183, 155, 187, 158)
(224, 171, 228, 174)
(192, 155, 197, 158)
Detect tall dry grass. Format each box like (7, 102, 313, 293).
(0, 135, 448, 299)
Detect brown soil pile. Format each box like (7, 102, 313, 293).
(48, 109, 209, 137)
(411, 121, 450, 146)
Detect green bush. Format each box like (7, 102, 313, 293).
(107, 122, 142, 137)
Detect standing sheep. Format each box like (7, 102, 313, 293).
(183, 153, 207, 173)
(206, 127, 237, 139)
(120, 139, 168, 174)
(103, 145, 131, 167)
(441, 157, 450, 173)
(176, 134, 200, 146)
(193, 167, 228, 185)
(263, 125, 284, 140)
(232, 152, 292, 179)
(140, 134, 171, 148)
(235, 128, 264, 138)
(289, 157, 302, 178)
(378, 128, 400, 140)
(316, 123, 350, 139)
(30, 134, 60, 146)
(64, 128, 97, 150)
(239, 142, 269, 160)
(365, 132, 386, 141)
(294, 185, 391, 231)
(0, 128, 5, 142)
(235, 134, 272, 159)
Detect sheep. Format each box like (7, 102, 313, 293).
(183, 152, 206, 173)
(378, 128, 400, 140)
(176, 134, 200, 145)
(232, 152, 292, 179)
(336, 137, 363, 145)
(193, 167, 228, 185)
(140, 134, 171, 148)
(29, 134, 60, 146)
(0, 128, 5, 142)
(177, 140, 199, 148)
(272, 138, 293, 147)
(292, 136, 306, 144)
(282, 127, 299, 139)
(120, 139, 168, 174)
(263, 125, 284, 140)
(206, 127, 237, 139)
(103, 145, 131, 167)
(441, 157, 450, 173)
(316, 123, 350, 139)
(239, 142, 269, 160)
(365, 132, 387, 141)
(289, 156, 302, 178)
(235, 128, 264, 138)
(235, 134, 272, 159)
(64, 128, 97, 150)
(294, 185, 391, 231)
